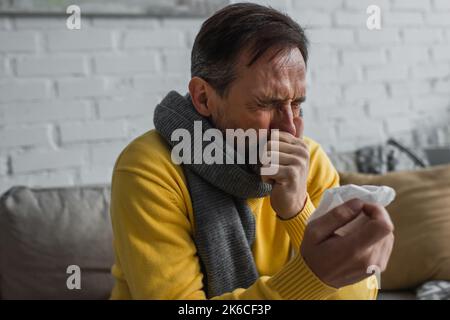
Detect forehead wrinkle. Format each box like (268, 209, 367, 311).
(240, 47, 306, 102)
(256, 68, 305, 102)
(265, 58, 305, 99)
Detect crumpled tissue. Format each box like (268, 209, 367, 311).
(308, 184, 396, 236)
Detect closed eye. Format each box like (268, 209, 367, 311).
(292, 97, 306, 105)
(256, 102, 273, 109)
(291, 101, 301, 109)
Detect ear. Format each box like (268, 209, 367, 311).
(188, 77, 214, 117)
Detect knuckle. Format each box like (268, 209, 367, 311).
(374, 205, 395, 228)
(332, 205, 353, 222)
(298, 145, 310, 158)
(299, 140, 308, 149)
(287, 166, 297, 177)
(377, 219, 394, 234)
(303, 151, 310, 163)
(373, 203, 384, 211)
(292, 154, 303, 166)
(278, 132, 289, 141)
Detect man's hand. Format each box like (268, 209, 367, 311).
(262, 117, 309, 220)
(300, 199, 395, 289)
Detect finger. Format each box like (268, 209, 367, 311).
(267, 141, 309, 158)
(362, 203, 394, 232)
(266, 134, 309, 150)
(346, 214, 393, 249)
(309, 199, 364, 243)
(272, 132, 306, 146)
(267, 151, 308, 167)
(274, 131, 295, 144)
(294, 116, 304, 139)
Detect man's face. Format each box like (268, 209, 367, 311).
(208, 46, 307, 136)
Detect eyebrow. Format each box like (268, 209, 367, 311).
(256, 96, 306, 105)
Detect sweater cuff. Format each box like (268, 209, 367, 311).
(277, 194, 316, 250)
(267, 253, 337, 300)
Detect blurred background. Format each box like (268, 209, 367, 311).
(0, 0, 449, 192)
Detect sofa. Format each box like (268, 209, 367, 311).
(0, 185, 114, 300)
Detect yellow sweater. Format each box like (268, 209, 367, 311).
(109, 129, 378, 300)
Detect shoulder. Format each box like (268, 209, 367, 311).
(113, 129, 188, 194)
(302, 136, 340, 196)
(303, 135, 328, 166)
(115, 129, 171, 169)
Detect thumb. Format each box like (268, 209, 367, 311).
(294, 116, 304, 139)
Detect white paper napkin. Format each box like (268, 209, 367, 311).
(308, 184, 396, 236)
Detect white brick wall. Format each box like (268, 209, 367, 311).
(123, 29, 186, 49)
(435, 0, 450, 10)
(0, 79, 52, 101)
(0, 0, 449, 193)
(391, 0, 431, 11)
(47, 29, 114, 52)
(388, 46, 428, 63)
(59, 120, 128, 143)
(0, 31, 38, 52)
(57, 77, 107, 98)
(0, 125, 51, 148)
(11, 148, 86, 174)
(94, 54, 159, 74)
(16, 55, 88, 76)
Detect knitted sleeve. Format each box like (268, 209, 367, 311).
(275, 137, 378, 300)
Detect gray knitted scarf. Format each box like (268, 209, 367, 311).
(153, 91, 272, 298)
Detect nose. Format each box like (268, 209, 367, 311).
(270, 104, 296, 136)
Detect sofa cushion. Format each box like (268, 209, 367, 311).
(0, 185, 114, 299)
(339, 164, 450, 290)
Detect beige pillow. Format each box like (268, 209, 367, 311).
(339, 164, 450, 290)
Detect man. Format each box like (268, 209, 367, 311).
(109, 3, 394, 299)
